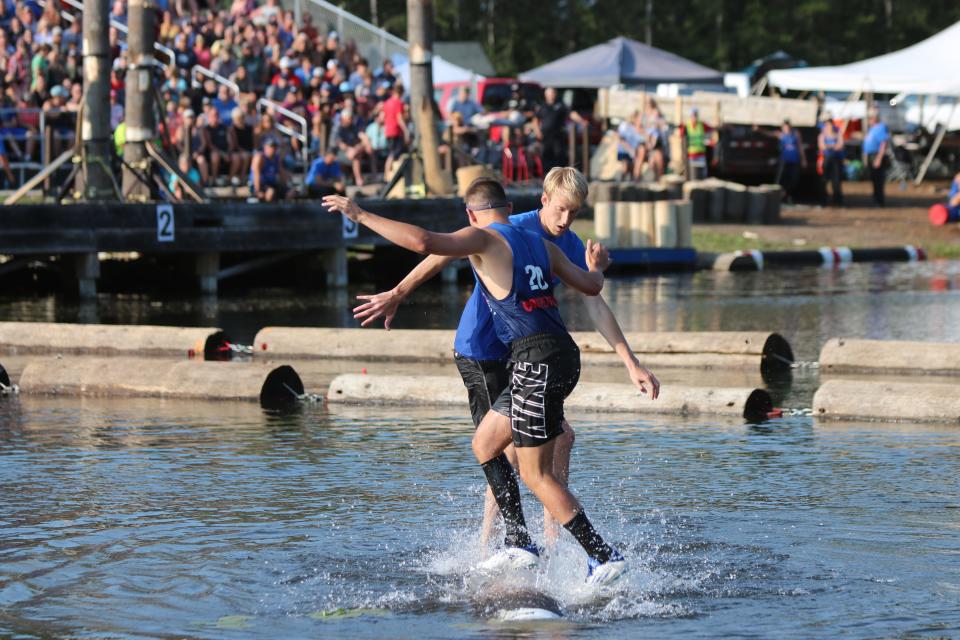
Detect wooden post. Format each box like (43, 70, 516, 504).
(567, 124, 575, 167)
(74, 252, 100, 299)
(122, 0, 156, 201)
(196, 252, 220, 295)
(581, 124, 588, 174)
(77, 0, 115, 200)
(407, 0, 450, 196)
(323, 247, 348, 287)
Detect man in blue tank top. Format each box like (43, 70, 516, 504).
(352, 168, 660, 551)
(324, 180, 632, 586)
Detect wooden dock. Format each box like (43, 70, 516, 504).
(0, 195, 542, 297)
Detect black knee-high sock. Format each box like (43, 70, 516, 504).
(481, 454, 532, 548)
(563, 510, 613, 563)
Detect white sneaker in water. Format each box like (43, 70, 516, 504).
(475, 544, 541, 572)
(586, 551, 627, 586)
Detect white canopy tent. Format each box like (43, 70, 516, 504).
(768, 20, 960, 96)
(391, 53, 485, 88)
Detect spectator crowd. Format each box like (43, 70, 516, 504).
(0, 0, 585, 200)
(0, 0, 415, 200)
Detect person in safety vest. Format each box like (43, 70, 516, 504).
(680, 107, 713, 180)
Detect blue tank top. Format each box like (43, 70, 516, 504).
(250, 153, 280, 187)
(780, 131, 800, 163)
(473, 222, 566, 347)
(823, 130, 844, 160)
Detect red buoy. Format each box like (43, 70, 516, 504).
(929, 203, 950, 226)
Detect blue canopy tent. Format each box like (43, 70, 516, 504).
(519, 36, 723, 88)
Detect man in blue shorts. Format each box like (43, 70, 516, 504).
(352, 167, 660, 548)
(324, 177, 651, 586)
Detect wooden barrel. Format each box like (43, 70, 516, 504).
(675, 200, 693, 247)
(724, 183, 748, 222)
(654, 200, 677, 248)
(746, 187, 767, 224)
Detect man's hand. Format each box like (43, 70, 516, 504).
(353, 289, 401, 329)
(585, 238, 611, 272)
(322, 194, 362, 221)
(628, 359, 660, 399)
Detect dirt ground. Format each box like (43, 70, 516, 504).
(698, 180, 960, 257)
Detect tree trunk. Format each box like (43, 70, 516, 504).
(122, 0, 156, 201)
(645, 0, 653, 46)
(407, 0, 449, 196)
(78, 0, 115, 200)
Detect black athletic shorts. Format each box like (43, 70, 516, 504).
(492, 332, 581, 448)
(454, 353, 510, 428)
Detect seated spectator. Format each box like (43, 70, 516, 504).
(179, 109, 210, 185)
(199, 106, 231, 185)
(249, 136, 287, 201)
(364, 109, 387, 168)
(173, 33, 196, 72)
(0, 136, 16, 188)
(335, 109, 371, 186)
(168, 153, 202, 201)
(305, 148, 345, 197)
(210, 41, 238, 79)
(616, 110, 644, 179)
(193, 34, 211, 68)
(212, 84, 237, 122)
(449, 86, 482, 123)
(227, 106, 254, 185)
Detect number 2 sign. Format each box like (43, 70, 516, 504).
(157, 204, 175, 242)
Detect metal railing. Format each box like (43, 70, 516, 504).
(191, 65, 240, 96)
(41, 0, 176, 67)
(1, 107, 77, 187)
(302, 0, 407, 68)
(256, 98, 309, 174)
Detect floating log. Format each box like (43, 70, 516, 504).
(813, 379, 960, 423)
(571, 330, 793, 374)
(328, 374, 773, 421)
(820, 338, 960, 376)
(0, 322, 230, 359)
(709, 246, 926, 271)
(255, 328, 794, 374)
(18, 357, 304, 409)
(254, 327, 455, 361)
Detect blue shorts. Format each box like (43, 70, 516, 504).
(617, 151, 632, 162)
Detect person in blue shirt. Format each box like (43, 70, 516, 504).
(777, 120, 806, 204)
(305, 148, 345, 197)
(324, 174, 645, 586)
(449, 86, 483, 124)
(347, 167, 660, 559)
(818, 113, 845, 207)
(863, 110, 890, 206)
(945, 172, 960, 222)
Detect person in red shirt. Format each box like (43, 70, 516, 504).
(382, 84, 408, 178)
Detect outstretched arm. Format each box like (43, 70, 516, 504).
(354, 254, 456, 329)
(545, 239, 606, 296)
(582, 293, 660, 398)
(322, 194, 490, 257)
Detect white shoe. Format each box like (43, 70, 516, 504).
(474, 545, 541, 572)
(586, 551, 627, 586)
